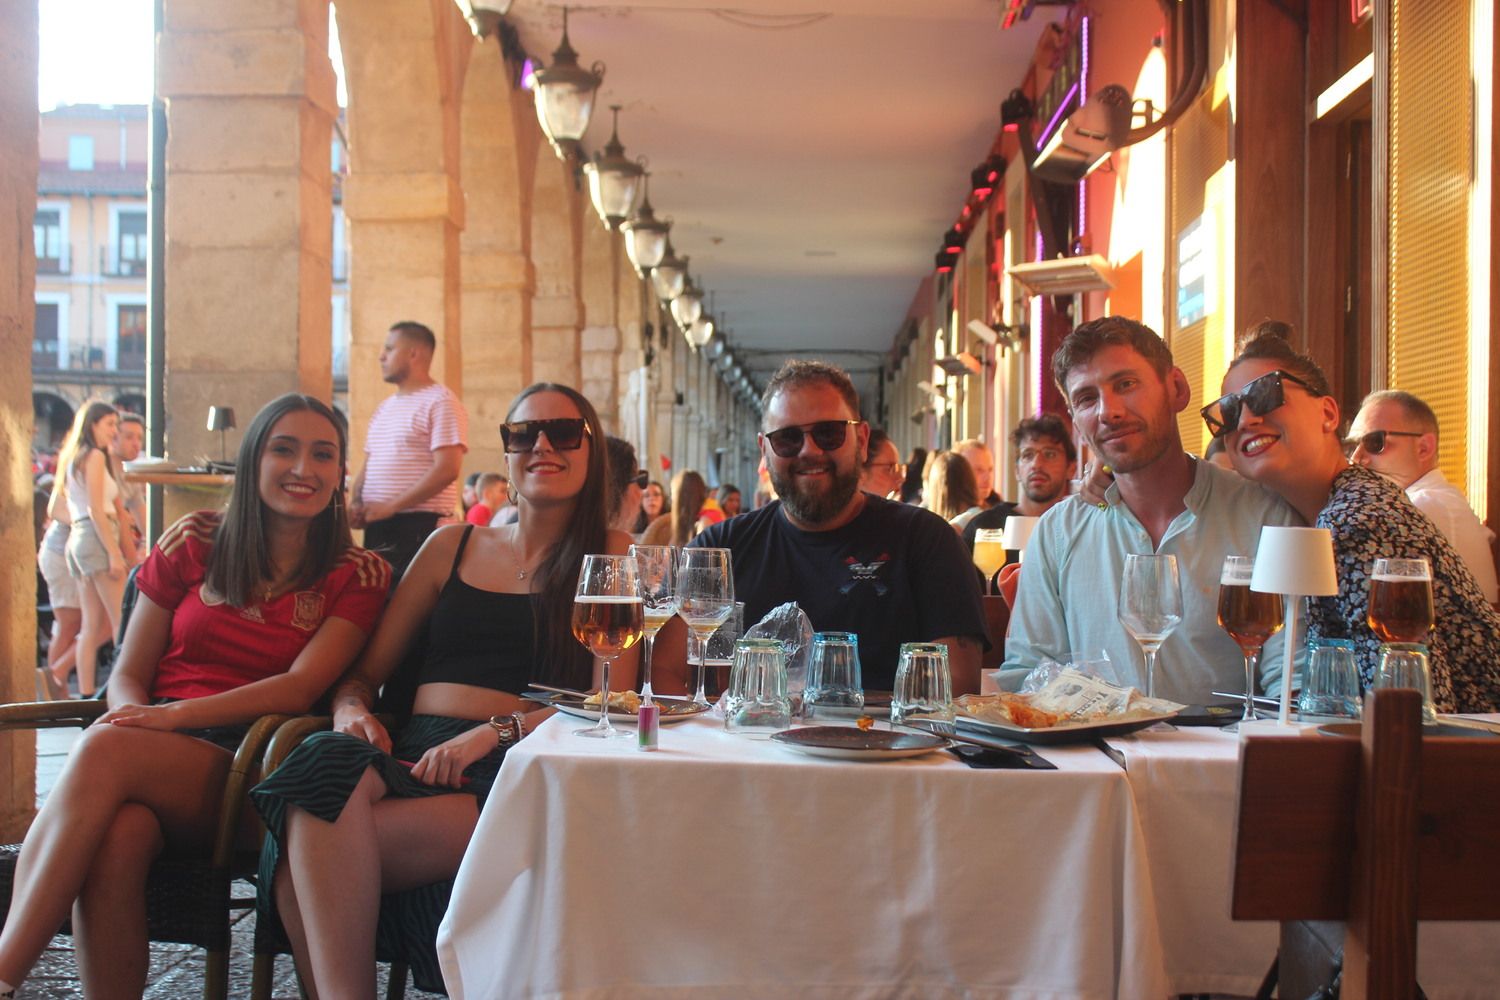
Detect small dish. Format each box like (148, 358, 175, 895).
(538, 694, 709, 725)
(771, 725, 948, 761)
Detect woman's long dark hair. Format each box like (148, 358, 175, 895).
(669, 470, 709, 547)
(507, 383, 610, 689)
(205, 394, 353, 608)
(58, 399, 119, 487)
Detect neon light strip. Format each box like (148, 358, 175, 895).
(1079, 15, 1090, 240)
(1038, 82, 1079, 146)
(1314, 53, 1373, 120)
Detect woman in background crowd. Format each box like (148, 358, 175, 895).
(718, 483, 743, 519)
(900, 446, 928, 504)
(923, 450, 980, 527)
(641, 469, 709, 547)
(36, 472, 80, 700)
(633, 478, 668, 535)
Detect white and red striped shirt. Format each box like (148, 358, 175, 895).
(362, 382, 468, 516)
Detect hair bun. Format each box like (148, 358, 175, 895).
(1236, 319, 1295, 355)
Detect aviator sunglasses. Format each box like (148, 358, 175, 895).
(1200, 370, 1315, 439)
(1343, 429, 1423, 456)
(763, 419, 861, 458)
(500, 417, 591, 453)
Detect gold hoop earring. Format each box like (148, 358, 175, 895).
(506, 481, 517, 506)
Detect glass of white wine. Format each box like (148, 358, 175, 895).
(629, 544, 677, 705)
(674, 548, 736, 707)
(1118, 553, 1183, 699)
(571, 553, 644, 739)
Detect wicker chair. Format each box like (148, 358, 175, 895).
(0, 701, 295, 1000)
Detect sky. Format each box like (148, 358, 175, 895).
(37, 0, 345, 110)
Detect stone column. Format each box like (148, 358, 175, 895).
(579, 217, 620, 425)
(335, 0, 471, 463)
(459, 48, 536, 474)
(530, 148, 583, 389)
(157, 0, 338, 463)
(0, 0, 39, 840)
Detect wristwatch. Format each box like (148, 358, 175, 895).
(488, 712, 527, 747)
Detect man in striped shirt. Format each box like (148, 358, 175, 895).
(350, 321, 468, 579)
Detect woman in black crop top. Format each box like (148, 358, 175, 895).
(251, 384, 638, 996)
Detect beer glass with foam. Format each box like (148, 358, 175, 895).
(1368, 557, 1436, 722)
(1216, 555, 1285, 723)
(571, 553, 645, 739)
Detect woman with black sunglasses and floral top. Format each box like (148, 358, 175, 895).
(1209, 323, 1500, 712)
(251, 383, 637, 996)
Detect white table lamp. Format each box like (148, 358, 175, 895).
(1001, 516, 1039, 561)
(1250, 526, 1339, 725)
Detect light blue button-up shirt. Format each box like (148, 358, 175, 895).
(1002, 457, 1303, 705)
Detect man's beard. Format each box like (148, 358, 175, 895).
(772, 459, 861, 525)
(1023, 478, 1066, 505)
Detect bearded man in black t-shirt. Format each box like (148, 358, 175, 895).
(677, 360, 988, 693)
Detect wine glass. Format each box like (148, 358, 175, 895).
(630, 544, 677, 705)
(1118, 553, 1183, 699)
(1216, 555, 1285, 723)
(571, 554, 644, 739)
(674, 548, 735, 707)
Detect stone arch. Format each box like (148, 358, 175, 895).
(32, 391, 74, 453)
(334, 0, 472, 461)
(528, 142, 583, 388)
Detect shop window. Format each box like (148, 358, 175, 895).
(67, 135, 94, 171)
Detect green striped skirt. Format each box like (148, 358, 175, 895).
(250, 715, 508, 995)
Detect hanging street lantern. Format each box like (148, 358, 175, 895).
(670, 278, 704, 329)
(584, 106, 646, 229)
(650, 239, 687, 301)
(622, 174, 670, 273)
(686, 314, 715, 349)
(457, 0, 514, 38)
(530, 7, 604, 156)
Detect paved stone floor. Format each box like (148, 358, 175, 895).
(17, 728, 445, 999)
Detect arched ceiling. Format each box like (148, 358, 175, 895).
(504, 1, 1050, 404)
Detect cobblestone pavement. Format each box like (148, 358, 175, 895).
(17, 729, 445, 999)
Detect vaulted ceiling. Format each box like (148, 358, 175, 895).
(504, 1, 1050, 402)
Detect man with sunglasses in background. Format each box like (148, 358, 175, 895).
(1003, 317, 1299, 705)
(1347, 390, 1497, 604)
(676, 359, 988, 694)
(351, 320, 468, 580)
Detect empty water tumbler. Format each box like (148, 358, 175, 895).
(1297, 639, 1362, 720)
(891, 642, 954, 725)
(724, 638, 792, 735)
(803, 632, 864, 719)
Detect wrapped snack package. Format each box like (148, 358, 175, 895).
(743, 602, 815, 697)
(960, 658, 1183, 729)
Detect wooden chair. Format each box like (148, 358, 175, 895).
(0, 702, 294, 1000)
(1232, 689, 1500, 999)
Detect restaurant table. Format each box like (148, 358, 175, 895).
(1101, 721, 1500, 998)
(437, 714, 1500, 999)
(437, 714, 1171, 999)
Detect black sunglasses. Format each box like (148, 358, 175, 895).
(763, 420, 860, 458)
(632, 470, 650, 489)
(500, 418, 591, 453)
(1200, 370, 1314, 439)
(1343, 429, 1422, 456)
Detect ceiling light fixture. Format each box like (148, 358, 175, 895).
(650, 239, 687, 301)
(530, 7, 604, 156)
(584, 106, 645, 229)
(671, 278, 704, 329)
(457, 0, 514, 38)
(622, 173, 670, 273)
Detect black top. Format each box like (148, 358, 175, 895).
(418, 526, 536, 694)
(690, 495, 989, 689)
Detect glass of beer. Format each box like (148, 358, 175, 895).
(1368, 558, 1436, 722)
(629, 544, 677, 704)
(571, 553, 644, 739)
(972, 529, 1009, 589)
(1216, 555, 1285, 723)
(1118, 553, 1183, 699)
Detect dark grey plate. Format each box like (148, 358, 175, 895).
(955, 712, 1177, 745)
(771, 726, 948, 760)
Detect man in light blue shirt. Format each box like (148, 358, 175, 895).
(1003, 317, 1301, 705)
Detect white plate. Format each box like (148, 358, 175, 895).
(771, 726, 949, 761)
(955, 710, 1178, 745)
(544, 696, 709, 725)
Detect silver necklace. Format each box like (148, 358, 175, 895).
(510, 531, 529, 580)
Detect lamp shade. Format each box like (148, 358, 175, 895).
(685, 315, 715, 348)
(1250, 526, 1338, 596)
(206, 406, 236, 432)
(583, 107, 644, 229)
(531, 9, 604, 152)
(622, 178, 669, 273)
(671, 282, 704, 329)
(1000, 515, 1038, 553)
(651, 243, 687, 301)
(458, 0, 513, 38)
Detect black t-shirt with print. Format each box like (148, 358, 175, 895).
(689, 495, 989, 690)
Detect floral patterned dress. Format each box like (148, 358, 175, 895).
(1307, 465, 1500, 713)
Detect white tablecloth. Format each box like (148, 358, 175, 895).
(1103, 723, 1500, 998)
(437, 715, 1170, 999)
